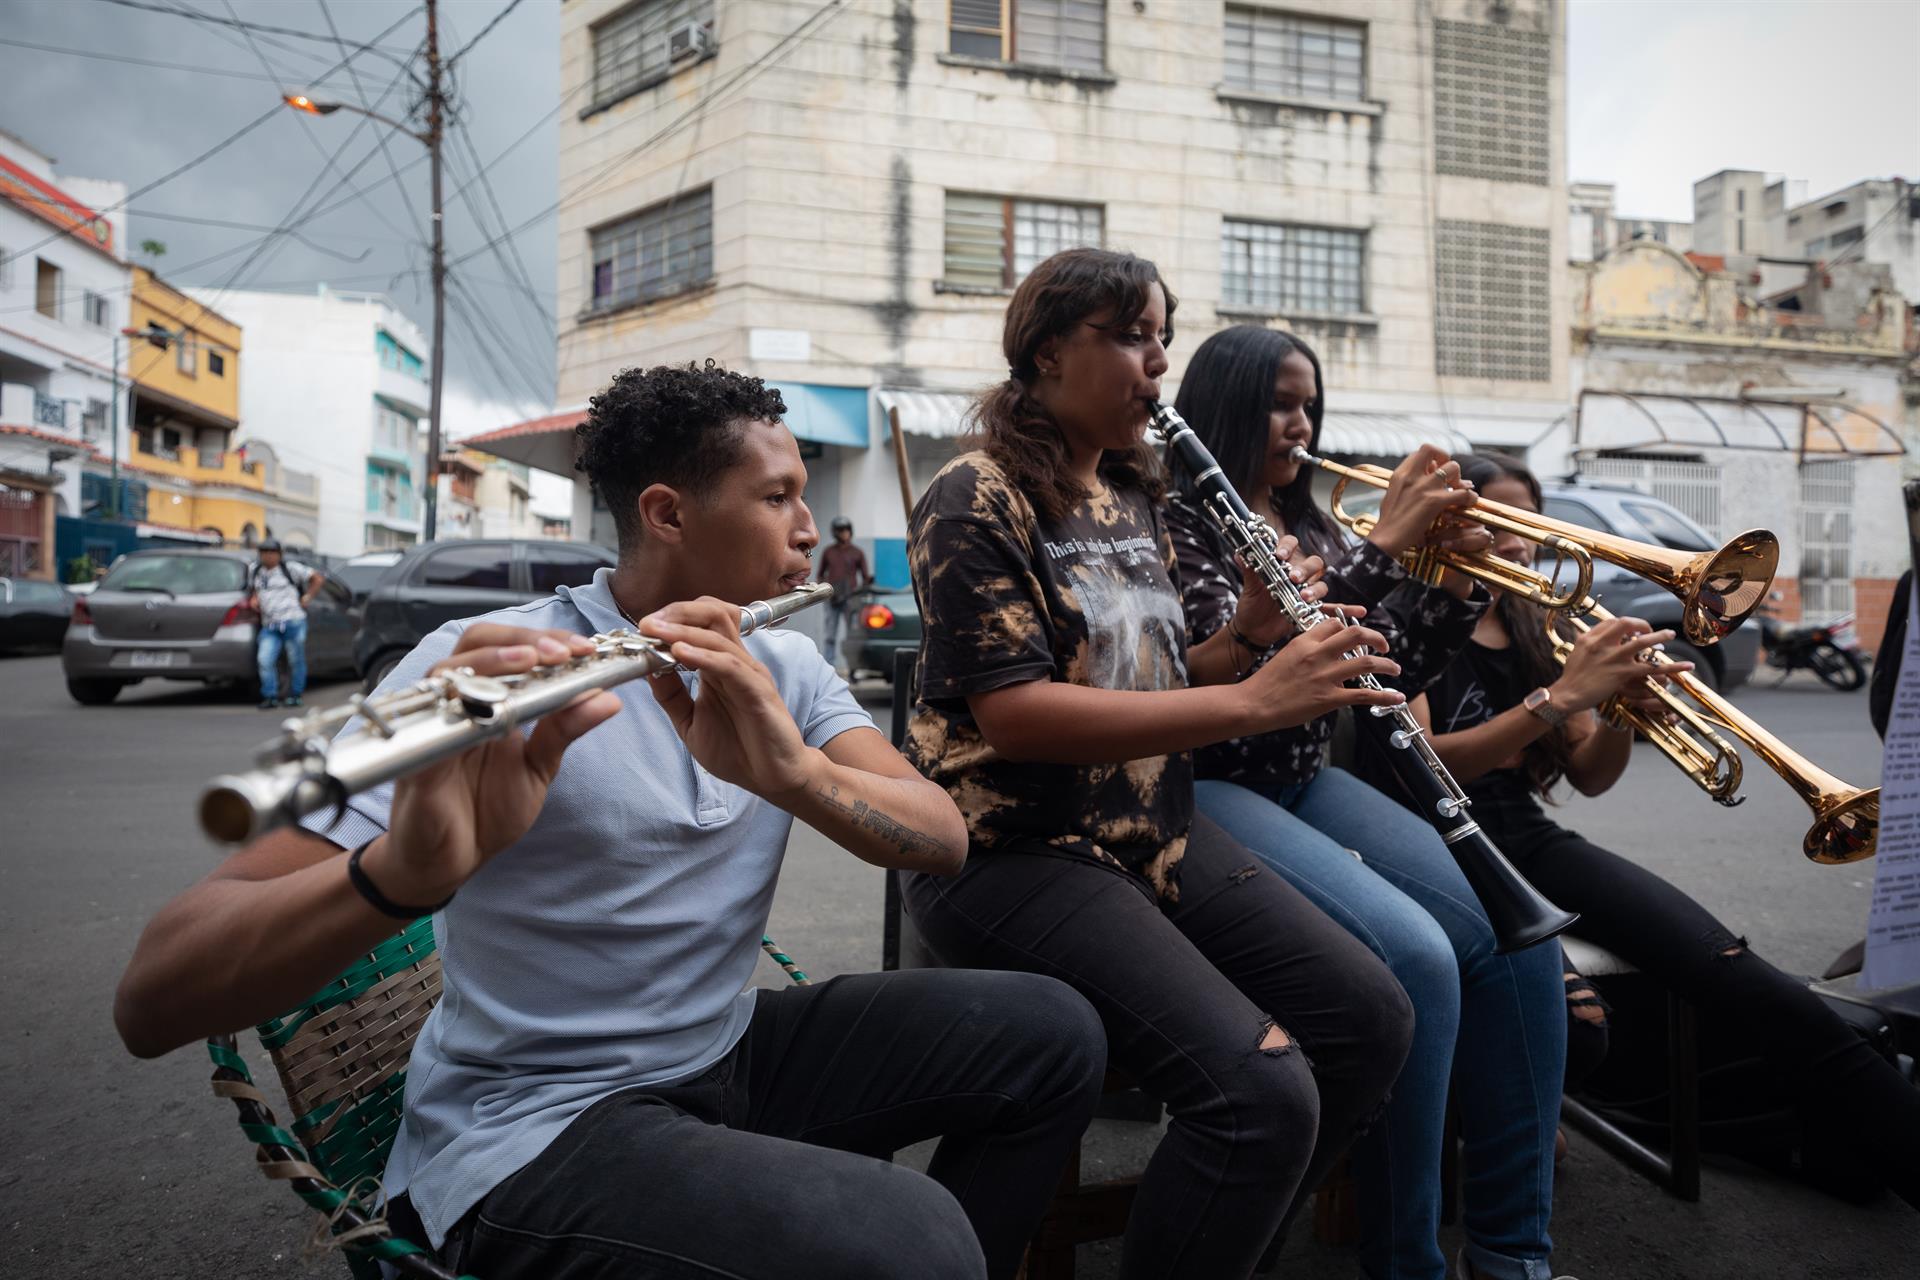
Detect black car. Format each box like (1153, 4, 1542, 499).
(0, 577, 73, 653)
(355, 539, 618, 691)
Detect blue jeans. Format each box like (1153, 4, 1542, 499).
(256, 616, 307, 700)
(1196, 769, 1566, 1280)
(822, 600, 849, 668)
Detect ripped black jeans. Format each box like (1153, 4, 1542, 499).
(1481, 791, 1920, 1209)
(903, 815, 1414, 1279)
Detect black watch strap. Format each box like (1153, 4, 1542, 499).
(348, 840, 455, 920)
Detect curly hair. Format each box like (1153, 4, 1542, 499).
(574, 360, 787, 551)
(972, 248, 1174, 523)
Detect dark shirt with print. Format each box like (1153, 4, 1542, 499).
(1165, 490, 1487, 799)
(1407, 639, 1537, 804)
(906, 452, 1194, 900)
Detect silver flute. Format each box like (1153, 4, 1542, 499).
(199, 582, 835, 845)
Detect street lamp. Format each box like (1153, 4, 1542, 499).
(281, 0, 448, 541)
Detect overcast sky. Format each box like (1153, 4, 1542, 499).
(2, 0, 1915, 501)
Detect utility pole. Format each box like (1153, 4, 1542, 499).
(423, 0, 446, 542)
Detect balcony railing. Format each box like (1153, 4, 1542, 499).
(32, 393, 66, 430)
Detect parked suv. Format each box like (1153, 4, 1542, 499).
(354, 539, 617, 692)
(1537, 480, 1760, 691)
(61, 548, 359, 704)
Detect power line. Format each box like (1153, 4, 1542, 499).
(11, 3, 424, 260)
(446, 278, 552, 407)
(449, 0, 527, 65)
(0, 35, 360, 85)
(92, 0, 418, 56)
(448, 115, 554, 338)
(451, 0, 849, 271)
(318, 0, 429, 245)
(130, 208, 413, 243)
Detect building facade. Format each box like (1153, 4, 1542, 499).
(435, 445, 542, 541)
(192, 286, 429, 557)
(0, 129, 128, 577)
(532, 0, 1572, 578)
(1553, 240, 1910, 648)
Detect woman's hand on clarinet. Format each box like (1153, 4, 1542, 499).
(641, 598, 818, 804)
(1366, 445, 1481, 560)
(372, 626, 621, 906)
(1230, 533, 1327, 649)
(1239, 610, 1404, 732)
(1551, 615, 1691, 714)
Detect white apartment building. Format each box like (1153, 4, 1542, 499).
(435, 446, 542, 540)
(478, 0, 1572, 583)
(0, 128, 130, 575)
(1778, 178, 1920, 303)
(192, 285, 430, 557)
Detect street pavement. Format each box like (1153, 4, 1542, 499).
(1, 652, 1914, 1278)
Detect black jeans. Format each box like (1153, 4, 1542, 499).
(417, 968, 1106, 1280)
(904, 815, 1414, 1280)
(1480, 790, 1920, 1209)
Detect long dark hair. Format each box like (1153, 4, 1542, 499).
(1457, 451, 1574, 796)
(1170, 325, 1343, 559)
(970, 248, 1175, 522)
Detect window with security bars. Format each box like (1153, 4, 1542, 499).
(1799, 460, 1855, 619)
(943, 193, 1103, 289)
(1223, 7, 1365, 101)
(949, 0, 1106, 74)
(1221, 220, 1365, 314)
(592, 0, 714, 108)
(1433, 19, 1549, 185)
(1434, 221, 1550, 381)
(590, 188, 714, 312)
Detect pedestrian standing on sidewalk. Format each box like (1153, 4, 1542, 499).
(247, 538, 323, 710)
(817, 515, 868, 674)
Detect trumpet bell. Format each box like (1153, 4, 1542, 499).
(1805, 788, 1880, 865)
(1685, 530, 1780, 645)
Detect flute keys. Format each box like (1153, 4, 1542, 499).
(450, 672, 512, 718)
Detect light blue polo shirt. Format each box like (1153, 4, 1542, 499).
(301, 568, 872, 1245)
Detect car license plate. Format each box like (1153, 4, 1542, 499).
(128, 650, 177, 668)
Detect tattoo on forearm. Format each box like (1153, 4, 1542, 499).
(814, 784, 949, 862)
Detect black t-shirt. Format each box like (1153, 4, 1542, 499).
(1417, 639, 1537, 801)
(905, 451, 1193, 899)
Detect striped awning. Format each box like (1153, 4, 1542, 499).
(1318, 413, 1475, 459)
(876, 387, 977, 440)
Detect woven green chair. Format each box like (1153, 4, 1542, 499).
(206, 919, 811, 1278)
(206, 916, 470, 1279)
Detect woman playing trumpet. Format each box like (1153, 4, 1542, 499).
(1367, 450, 1920, 1213)
(1165, 326, 1575, 1280)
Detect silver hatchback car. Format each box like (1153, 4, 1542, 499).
(62, 548, 358, 704)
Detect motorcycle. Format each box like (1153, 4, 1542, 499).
(1757, 598, 1869, 690)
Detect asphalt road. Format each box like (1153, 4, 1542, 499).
(1, 653, 1913, 1278)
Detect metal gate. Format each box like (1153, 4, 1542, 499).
(0, 488, 42, 576)
(1799, 460, 1854, 620)
(1580, 454, 1723, 537)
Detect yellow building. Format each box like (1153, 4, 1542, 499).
(114, 268, 269, 542)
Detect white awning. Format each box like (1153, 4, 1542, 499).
(1318, 413, 1475, 459)
(876, 388, 976, 440)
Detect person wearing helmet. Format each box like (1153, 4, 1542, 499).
(246, 537, 324, 710)
(817, 515, 868, 674)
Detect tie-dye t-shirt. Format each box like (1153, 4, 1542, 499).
(906, 451, 1194, 900)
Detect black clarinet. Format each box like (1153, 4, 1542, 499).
(1150, 402, 1576, 953)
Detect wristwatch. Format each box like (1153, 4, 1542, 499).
(1523, 686, 1567, 729)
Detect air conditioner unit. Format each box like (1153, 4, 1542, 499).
(667, 21, 713, 63)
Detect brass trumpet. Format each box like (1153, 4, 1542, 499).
(1292, 448, 1780, 647)
(1551, 604, 1879, 864)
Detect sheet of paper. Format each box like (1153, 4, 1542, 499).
(1863, 577, 1920, 990)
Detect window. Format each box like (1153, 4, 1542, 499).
(420, 544, 512, 591)
(528, 546, 613, 594)
(592, 0, 714, 107)
(1736, 190, 1745, 213)
(101, 554, 247, 594)
(1223, 7, 1365, 101)
(81, 399, 106, 439)
(943, 193, 1103, 289)
(1800, 460, 1855, 619)
(1830, 225, 1864, 248)
(177, 336, 195, 376)
(590, 187, 713, 312)
(208, 351, 226, 376)
(35, 258, 59, 319)
(1434, 220, 1551, 381)
(950, 0, 1105, 73)
(82, 291, 108, 328)
(0, 248, 12, 291)
(1434, 20, 1550, 185)
(1220, 220, 1365, 314)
